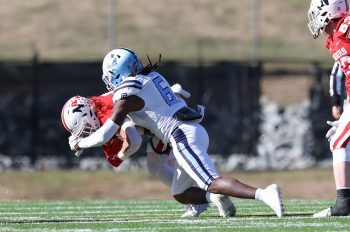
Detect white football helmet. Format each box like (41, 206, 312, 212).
(102, 48, 143, 91)
(61, 96, 100, 138)
(308, 0, 348, 38)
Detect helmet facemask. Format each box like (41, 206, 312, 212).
(102, 72, 118, 92)
(76, 117, 100, 138)
(308, 9, 323, 38)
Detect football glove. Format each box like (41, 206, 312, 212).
(107, 154, 123, 167)
(171, 83, 191, 98)
(68, 135, 84, 156)
(326, 120, 339, 142)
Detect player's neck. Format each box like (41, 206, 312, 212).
(325, 19, 341, 35)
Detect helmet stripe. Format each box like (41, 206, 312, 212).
(61, 103, 72, 132)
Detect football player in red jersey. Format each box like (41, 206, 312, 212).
(61, 94, 141, 167)
(308, 0, 350, 217)
(61, 90, 212, 217)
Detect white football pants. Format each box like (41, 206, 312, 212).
(170, 123, 220, 195)
(146, 148, 174, 187)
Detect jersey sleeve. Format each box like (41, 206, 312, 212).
(112, 77, 143, 102)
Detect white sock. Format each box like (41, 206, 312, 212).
(205, 192, 218, 203)
(255, 188, 263, 201)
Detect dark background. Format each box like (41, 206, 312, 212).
(0, 58, 333, 165)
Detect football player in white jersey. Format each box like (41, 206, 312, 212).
(62, 93, 210, 217)
(70, 48, 284, 217)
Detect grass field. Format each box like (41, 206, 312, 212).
(0, 199, 346, 231)
(0, 169, 336, 200)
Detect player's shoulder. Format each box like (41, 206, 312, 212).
(90, 91, 113, 104)
(112, 75, 147, 102)
(336, 15, 350, 34)
(101, 91, 114, 97)
(343, 15, 350, 24)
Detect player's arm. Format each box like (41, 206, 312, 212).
(75, 95, 145, 150)
(102, 119, 142, 167)
(117, 119, 143, 160)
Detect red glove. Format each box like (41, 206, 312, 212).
(103, 136, 123, 167)
(106, 155, 123, 167)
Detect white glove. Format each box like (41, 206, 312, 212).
(171, 83, 191, 98)
(196, 105, 205, 123)
(68, 135, 84, 157)
(74, 149, 84, 157)
(326, 120, 339, 142)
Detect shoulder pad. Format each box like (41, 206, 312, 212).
(112, 77, 143, 102)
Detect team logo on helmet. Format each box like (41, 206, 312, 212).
(102, 48, 143, 91)
(61, 96, 100, 137)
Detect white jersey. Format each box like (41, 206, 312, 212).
(113, 71, 186, 143)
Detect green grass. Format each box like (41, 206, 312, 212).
(0, 199, 346, 231)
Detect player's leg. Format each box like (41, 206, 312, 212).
(170, 123, 238, 217)
(171, 123, 283, 217)
(332, 154, 350, 216)
(313, 150, 350, 217)
(171, 161, 233, 217)
(314, 107, 350, 217)
(314, 147, 350, 217)
(146, 142, 173, 186)
(146, 137, 210, 217)
(209, 177, 283, 218)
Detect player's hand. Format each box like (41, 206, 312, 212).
(107, 155, 123, 167)
(332, 105, 342, 120)
(326, 120, 339, 142)
(74, 149, 84, 157)
(69, 135, 82, 149)
(68, 135, 84, 156)
(196, 105, 205, 122)
(171, 83, 191, 98)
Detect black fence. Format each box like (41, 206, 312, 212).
(0, 59, 261, 162)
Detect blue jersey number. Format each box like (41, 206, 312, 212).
(153, 76, 178, 106)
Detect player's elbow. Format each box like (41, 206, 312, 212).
(133, 134, 142, 149)
(127, 136, 142, 154)
(124, 125, 143, 153)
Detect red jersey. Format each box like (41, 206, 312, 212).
(326, 15, 350, 97)
(90, 92, 123, 167)
(89, 92, 171, 166)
